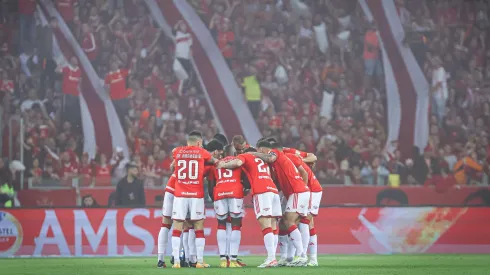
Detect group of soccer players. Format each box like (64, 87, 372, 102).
(157, 131, 323, 268)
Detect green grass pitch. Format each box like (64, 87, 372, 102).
(1, 255, 489, 275)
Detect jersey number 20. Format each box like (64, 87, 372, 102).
(177, 160, 198, 180)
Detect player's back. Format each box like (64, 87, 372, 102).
(173, 145, 212, 198)
(270, 149, 309, 196)
(211, 156, 244, 200)
(286, 153, 322, 192)
(236, 153, 278, 195)
(283, 147, 308, 158)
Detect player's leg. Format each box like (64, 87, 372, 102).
(182, 222, 190, 266)
(283, 193, 309, 266)
(170, 197, 188, 268)
(225, 217, 232, 261)
(157, 216, 172, 267)
(214, 198, 228, 267)
(307, 215, 318, 266)
(216, 218, 228, 267)
(228, 216, 242, 267)
(157, 192, 174, 267)
(307, 191, 321, 266)
(277, 218, 290, 265)
(190, 198, 208, 268)
(228, 197, 244, 267)
(188, 225, 197, 264)
(254, 193, 278, 268)
(298, 193, 312, 262)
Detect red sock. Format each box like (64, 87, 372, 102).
(287, 225, 298, 235)
(310, 228, 316, 236)
(262, 227, 273, 236)
(172, 229, 182, 237)
(162, 223, 171, 229)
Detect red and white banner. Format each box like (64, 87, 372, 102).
(1, 207, 490, 257)
(359, 0, 430, 157)
(154, 0, 261, 144)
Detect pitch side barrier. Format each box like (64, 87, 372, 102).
(1, 207, 490, 257)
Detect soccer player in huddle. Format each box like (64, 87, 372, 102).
(170, 131, 218, 268)
(267, 138, 322, 266)
(250, 140, 311, 266)
(217, 145, 282, 268)
(208, 144, 249, 268)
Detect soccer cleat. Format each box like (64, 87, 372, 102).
(287, 256, 307, 267)
(277, 258, 288, 267)
(157, 260, 166, 268)
(181, 261, 190, 268)
(189, 262, 197, 268)
(196, 262, 211, 268)
(307, 260, 319, 267)
(219, 259, 228, 268)
(170, 256, 175, 265)
(229, 261, 242, 268)
(236, 259, 247, 267)
(257, 259, 278, 268)
(172, 263, 181, 268)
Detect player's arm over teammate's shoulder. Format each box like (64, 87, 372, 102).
(216, 158, 244, 169)
(248, 152, 277, 163)
(302, 152, 317, 163)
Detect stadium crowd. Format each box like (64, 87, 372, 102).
(1, 0, 490, 201)
(191, 0, 490, 186)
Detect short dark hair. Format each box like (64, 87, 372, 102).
(266, 137, 278, 143)
(243, 147, 257, 153)
(213, 133, 228, 146)
(224, 144, 235, 156)
(270, 141, 282, 149)
(206, 139, 224, 152)
(188, 130, 202, 138)
(232, 135, 246, 144)
(256, 140, 272, 149)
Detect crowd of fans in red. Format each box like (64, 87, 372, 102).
(192, 0, 490, 186)
(1, 0, 490, 190)
(1, 0, 219, 189)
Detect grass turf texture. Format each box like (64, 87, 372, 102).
(1, 255, 489, 275)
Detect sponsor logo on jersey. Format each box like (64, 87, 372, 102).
(218, 191, 234, 197)
(182, 192, 198, 196)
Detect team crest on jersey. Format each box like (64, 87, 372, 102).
(0, 211, 23, 256)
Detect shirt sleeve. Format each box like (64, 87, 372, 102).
(202, 148, 212, 162)
(288, 154, 303, 167)
(236, 154, 247, 164)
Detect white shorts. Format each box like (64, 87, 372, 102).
(253, 192, 282, 219)
(285, 192, 310, 217)
(162, 192, 175, 218)
(214, 198, 244, 219)
(172, 197, 205, 221)
(309, 191, 323, 216)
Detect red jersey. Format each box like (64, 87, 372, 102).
(62, 66, 81, 96)
(286, 153, 323, 193)
(173, 146, 212, 198)
(79, 163, 93, 176)
(165, 173, 177, 194)
(57, 0, 76, 22)
(270, 149, 309, 198)
(105, 69, 130, 100)
(235, 153, 278, 195)
(210, 156, 244, 201)
(59, 162, 78, 179)
(32, 168, 43, 177)
(95, 164, 111, 185)
(282, 147, 308, 158)
(82, 32, 97, 61)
